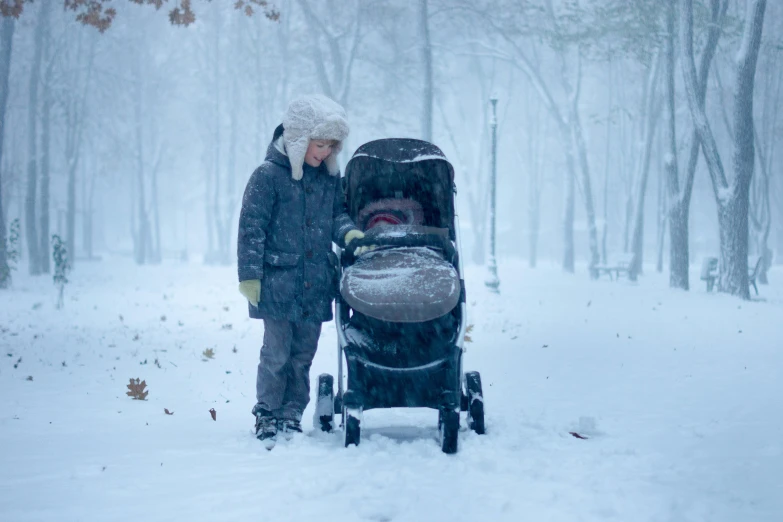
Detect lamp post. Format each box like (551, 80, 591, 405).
(485, 96, 500, 294)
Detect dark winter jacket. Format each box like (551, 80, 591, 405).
(237, 131, 357, 323)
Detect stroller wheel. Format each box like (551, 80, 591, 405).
(343, 406, 362, 447)
(314, 374, 335, 432)
(439, 408, 459, 454)
(465, 371, 485, 435)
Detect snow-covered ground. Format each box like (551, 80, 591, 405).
(1, 257, 782, 522)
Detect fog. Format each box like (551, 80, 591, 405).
(0, 0, 778, 290)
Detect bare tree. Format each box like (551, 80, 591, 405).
(566, 54, 601, 276)
(38, 2, 56, 273)
(600, 62, 614, 266)
(80, 150, 98, 259)
(750, 124, 772, 282)
(524, 82, 546, 268)
(0, 16, 14, 287)
(679, 0, 767, 299)
(628, 51, 662, 281)
(477, 1, 603, 274)
(63, 32, 95, 268)
(25, 0, 50, 275)
(749, 28, 782, 284)
(436, 55, 493, 266)
(666, 0, 727, 291)
(131, 49, 152, 265)
(655, 150, 666, 274)
(245, 0, 290, 154)
(197, 4, 244, 266)
(296, 0, 362, 108)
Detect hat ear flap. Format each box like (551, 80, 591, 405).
(323, 155, 339, 176)
(322, 140, 343, 176)
(284, 133, 308, 181)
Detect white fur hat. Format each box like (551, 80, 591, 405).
(282, 94, 350, 181)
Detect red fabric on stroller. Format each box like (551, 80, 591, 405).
(358, 198, 424, 231)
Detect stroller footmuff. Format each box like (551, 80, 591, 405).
(315, 139, 485, 454)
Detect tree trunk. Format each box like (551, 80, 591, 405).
(751, 35, 781, 284)
(622, 192, 633, 253)
(223, 77, 239, 265)
(129, 169, 136, 258)
(419, 0, 433, 142)
(64, 31, 94, 268)
(0, 17, 14, 288)
(656, 145, 666, 274)
(559, 52, 599, 276)
(134, 60, 148, 265)
(721, 0, 766, 296)
(135, 173, 148, 264)
(25, 2, 48, 275)
(570, 106, 601, 274)
(82, 159, 96, 259)
(562, 133, 575, 273)
(664, 12, 689, 293)
(629, 53, 662, 281)
(528, 183, 539, 268)
(67, 152, 77, 266)
(666, 3, 689, 291)
(150, 150, 162, 264)
(206, 8, 222, 265)
(680, 0, 766, 299)
(601, 63, 613, 266)
(750, 128, 772, 283)
(39, 11, 52, 273)
(204, 166, 215, 263)
(669, 203, 689, 289)
(717, 195, 750, 297)
(526, 84, 542, 269)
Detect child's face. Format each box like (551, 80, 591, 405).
(304, 140, 336, 168)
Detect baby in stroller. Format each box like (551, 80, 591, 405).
(350, 196, 456, 366)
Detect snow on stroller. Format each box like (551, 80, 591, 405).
(313, 138, 485, 454)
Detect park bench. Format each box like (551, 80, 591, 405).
(700, 257, 719, 291)
(700, 255, 763, 295)
(594, 252, 634, 281)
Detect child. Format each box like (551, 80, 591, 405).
(237, 94, 364, 449)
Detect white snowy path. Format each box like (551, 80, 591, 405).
(1, 258, 782, 522)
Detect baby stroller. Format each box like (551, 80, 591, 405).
(313, 138, 485, 454)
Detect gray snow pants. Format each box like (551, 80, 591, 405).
(254, 318, 322, 422)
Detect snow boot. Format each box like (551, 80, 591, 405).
(279, 419, 303, 441)
(255, 410, 277, 450)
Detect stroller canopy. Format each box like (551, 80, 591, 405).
(344, 139, 456, 239)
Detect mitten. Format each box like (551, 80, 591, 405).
(344, 229, 364, 246)
(344, 229, 377, 256)
(238, 279, 261, 307)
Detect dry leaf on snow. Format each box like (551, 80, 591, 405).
(126, 378, 149, 400)
(464, 324, 474, 343)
